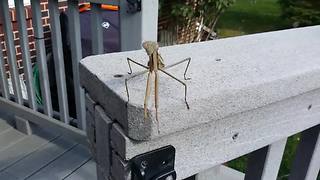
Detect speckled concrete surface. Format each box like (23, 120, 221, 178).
(110, 88, 320, 179)
(80, 25, 320, 140)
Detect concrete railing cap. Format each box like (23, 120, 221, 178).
(80, 25, 320, 140)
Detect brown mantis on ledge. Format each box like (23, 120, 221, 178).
(125, 41, 191, 126)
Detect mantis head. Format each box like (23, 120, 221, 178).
(142, 41, 165, 69)
(142, 41, 159, 55)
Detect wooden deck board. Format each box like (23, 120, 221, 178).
(64, 159, 97, 180)
(0, 171, 18, 180)
(0, 119, 97, 180)
(0, 119, 12, 133)
(0, 128, 25, 151)
(0, 129, 59, 171)
(4, 136, 77, 179)
(27, 144, 92, 180)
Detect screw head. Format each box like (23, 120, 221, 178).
(141, 160, 148, 169)
(166, 175, 174, 180)
(232, 133, 239, 140)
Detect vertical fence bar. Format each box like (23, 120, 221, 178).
(67, 0, 86, 130)
(260, 139, 287, 180)
(48, 0, 70, 123)
(15, 0, 37, 110)
(49, 0, 69, 123)
(0, 0, 23, 105)
(31, 0, 53, 117)
(0, 43, 9, 99)
(245, 138, 287, 180)
(289, 125, 320, 180)
(90, 3, 104, 55)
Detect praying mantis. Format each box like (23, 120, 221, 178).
(125, 41, 191, 124)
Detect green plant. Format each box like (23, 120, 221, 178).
(278, 0, 320, 27)
(159, 0, 236, 41)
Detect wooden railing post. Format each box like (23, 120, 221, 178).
(0, 0, 23, 105)
(15, 0, 37, 110)
(67, 0, 87, 130)
(31, 0, 53, 117)
(48, 0, 70, 123)
(0, 41, 9, 99)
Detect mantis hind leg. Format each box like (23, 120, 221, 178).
(154, 71, 159, 121)
(164, 57, 191, 80)
(154, 70, 160, 133)
(159, 69, 190, 110)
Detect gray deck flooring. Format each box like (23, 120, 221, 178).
(0, 119, 97, 180)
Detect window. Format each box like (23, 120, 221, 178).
(8, 0, 31, 8)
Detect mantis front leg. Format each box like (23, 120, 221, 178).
(125, 58, 149, 103)
(125, 69, 148, 103)
(127, 57, 148, 74)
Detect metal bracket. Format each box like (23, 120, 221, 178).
(126, 0, 141, 14)
(130, 145, 176, 180)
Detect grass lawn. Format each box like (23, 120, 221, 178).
(216, 0, 291, 37)
(216, 1, 319, 179)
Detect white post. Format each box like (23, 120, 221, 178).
(120, 0, 158, 51)
(260, 139, 287, 180)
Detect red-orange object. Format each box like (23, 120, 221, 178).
(79, 3, 119, 13)
(101, 4, 119, 11)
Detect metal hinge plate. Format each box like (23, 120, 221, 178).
(131, 145, 176, 180)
